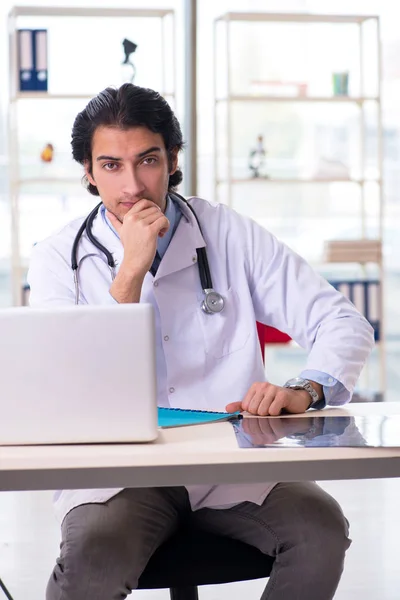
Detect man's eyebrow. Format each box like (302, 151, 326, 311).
(96, 155, 122, 162)
(137, 146, 162, 158)
(95, 147, 162, 162)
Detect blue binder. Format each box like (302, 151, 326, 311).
(17, 28, 48, 92)
(33, 29, 48, 91)
(18, 29, 35, 91)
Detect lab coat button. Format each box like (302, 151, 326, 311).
(169, 387, 175, 393)
(153, 281, 159, 287)
(164, 335, 169, 341)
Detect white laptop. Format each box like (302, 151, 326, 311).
(0, 304, 158, 445)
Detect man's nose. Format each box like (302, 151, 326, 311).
(120, 166, 146, 196)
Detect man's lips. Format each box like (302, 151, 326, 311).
(119, 199, 151, 208)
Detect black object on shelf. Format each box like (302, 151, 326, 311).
(122, 38, 138, 83)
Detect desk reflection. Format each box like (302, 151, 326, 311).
(233, 414, 400, 448)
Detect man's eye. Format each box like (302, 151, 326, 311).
(103, 163, 118, 170)
(142, 157, 157, 165)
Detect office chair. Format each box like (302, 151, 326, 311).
(0, 533, 273, 600)
(138, 528, 274, 600)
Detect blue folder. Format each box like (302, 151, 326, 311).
(158, 407, 241, 428)
(18, 29, 35, 91)
(18, 29, 48, 92)
(33, 29, 48, 92)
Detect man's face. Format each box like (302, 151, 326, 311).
(85, 125, 177, 222)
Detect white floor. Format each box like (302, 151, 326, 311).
(1, 478, 400, 599)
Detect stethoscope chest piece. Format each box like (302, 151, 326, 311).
(201, 289, 225, 314)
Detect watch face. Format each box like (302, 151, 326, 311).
(286, 377, 305, 387)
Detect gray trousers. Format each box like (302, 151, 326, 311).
(46, 482, 350, 600)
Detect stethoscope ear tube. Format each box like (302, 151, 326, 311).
(71, 201, 111, 272)
(85, 202, 116, 269)
(196, 247, 212, 291)
(183, 198, 222, 294)
(195, 247, 225, 314)
(71, 217, 90, 271)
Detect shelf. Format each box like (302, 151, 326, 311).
(13, 178, 83, 186)
(217, 178, 381, 185)
(11, 92, 176, 102)
(215, 95, 379, 104)
(10, 93, 95, 102)
(9, 7, 174, 18)
(216, 12, 378, 24)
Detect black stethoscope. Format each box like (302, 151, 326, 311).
(71, 192, 225, 315)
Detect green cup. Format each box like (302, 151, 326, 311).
(332, 72, 349, 96)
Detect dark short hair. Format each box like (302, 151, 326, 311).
(71, 84, 184, 196)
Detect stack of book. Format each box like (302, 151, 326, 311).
(323, 239, 382, 264)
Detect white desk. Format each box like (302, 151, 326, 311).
(1, 402, 400, 492)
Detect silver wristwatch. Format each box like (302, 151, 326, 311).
(283, 377, 321, 408)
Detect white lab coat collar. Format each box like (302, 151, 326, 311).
(169, 194, 205, 248)
(87, 196, 206, 280)
(155, 194, 205, 280)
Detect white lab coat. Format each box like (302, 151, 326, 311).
(28, 196, 375, 523)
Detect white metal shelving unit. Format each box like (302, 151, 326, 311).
(213, 12, 385, 392)
(216, 95, 379, 103)
(7, 5, 176, 305)
(213, 12, 383, 222)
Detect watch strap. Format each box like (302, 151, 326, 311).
(283, 377, 321, 407)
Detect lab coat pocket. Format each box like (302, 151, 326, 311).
(197, 287, 250, 359)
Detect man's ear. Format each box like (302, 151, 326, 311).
(169, 148, 179, 175)
(84, 160, 96, 186)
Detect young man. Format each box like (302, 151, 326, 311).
(28, 84, 374, 600)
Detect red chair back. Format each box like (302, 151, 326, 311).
(256, 323, 291, 363)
